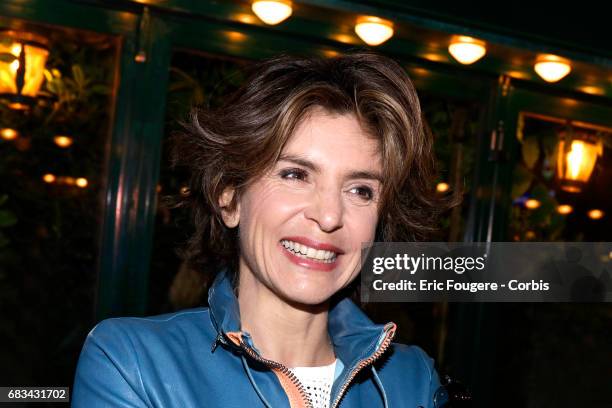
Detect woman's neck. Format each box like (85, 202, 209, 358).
(237, 270, 336, 368)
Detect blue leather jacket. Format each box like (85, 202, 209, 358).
(73, 271, 441, 407)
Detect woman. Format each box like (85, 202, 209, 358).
(73, 52, 451, 408)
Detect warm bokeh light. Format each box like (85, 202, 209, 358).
(525, 199, 541, 209)
(448, 36, 487, 65)
(557, 204, 573, 215)
(579, 86, 604, 96)
(234, 13, 258, 24)
(421, 53, 447, 62)
(0, 31, 49, 108)
(557, 137, 601, 193)
(436, 182, 450, 193)
(1, 128, 18, 140)
(75, 177, 88, 188)
(534, 55, 571, 82)
(42, 173, 56, 183)
(251, 0, 292, 25)
(525, 230, 536, 240)
(354, 16, 394, 46)
(330, 34, 358, 45)
(53, 135, 73, 148)
(506, 70, 531, 80)
(587, 209, 604, 220)
(224, 31, 248, 42)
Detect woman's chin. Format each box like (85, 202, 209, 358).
(278, 287, 335, 309)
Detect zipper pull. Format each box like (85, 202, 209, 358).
(211, 332, 228, 353)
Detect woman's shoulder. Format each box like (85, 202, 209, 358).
(86, 307, 215, 351)
(74, 307, 221, 406)
(375, 342, 441, 403)
(377, 342, 437, 385)
(388, 343, 435, 374)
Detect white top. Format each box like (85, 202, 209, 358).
(290, 359, 338, 408)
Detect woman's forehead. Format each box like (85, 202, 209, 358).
(284, 111, 381, 158)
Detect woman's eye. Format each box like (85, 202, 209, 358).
(350, 186, 375, 201)
(279, 168, 307, 181)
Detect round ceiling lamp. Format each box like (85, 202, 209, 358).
(534, 54, 571, 82)
(354, 16, 394, 46)
(251, 0, 293, 25)
(448, 36, 487, 65)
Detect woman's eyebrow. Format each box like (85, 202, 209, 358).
(278, 154, 383, 182)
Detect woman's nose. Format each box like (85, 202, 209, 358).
(303, 187, 344, 232)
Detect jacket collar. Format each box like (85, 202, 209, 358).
(207, 269, 393, 369)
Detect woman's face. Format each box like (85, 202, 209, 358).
(222, 108, 383, 306)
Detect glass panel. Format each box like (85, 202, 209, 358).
(149, 51, 248, 315)
(0, 22, 118, 386)
(486, 109, 612, 407)
(421, 92, 481, 243)
(373, 90, 482, 374)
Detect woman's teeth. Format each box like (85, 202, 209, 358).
(280, 240, 337, 263)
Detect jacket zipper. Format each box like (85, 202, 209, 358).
(329, 323, 396, 408)
(238, 339, 314, 408)
(224, 322, 395, 408)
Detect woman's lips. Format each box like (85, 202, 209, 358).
(278, 242, 340, 272)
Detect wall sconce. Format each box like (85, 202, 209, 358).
(534, 54, 571, 82)
(251, 0, 292, 25)
(556, 125, 602, 193)
(448, 36, 487, 65)
(355, 16, 394, 46)
(0, 30, 49, 109)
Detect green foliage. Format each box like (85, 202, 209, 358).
(510, 118, 569, 241)
(511, 164, 533, 199)
(521, 136, 539, 170)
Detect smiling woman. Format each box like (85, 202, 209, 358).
(73, 52, 455, 408)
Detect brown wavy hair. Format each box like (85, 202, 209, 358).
(170, 52, 457, 285)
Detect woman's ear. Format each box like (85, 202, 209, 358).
(219, 187, 240, 228)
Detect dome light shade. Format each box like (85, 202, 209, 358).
(354, 16, 394, 46)
(448, 36, 486, 64)
(251, 0, 292, 25)
(0, 30, 49, 109)
(534, 55, 571, 82)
